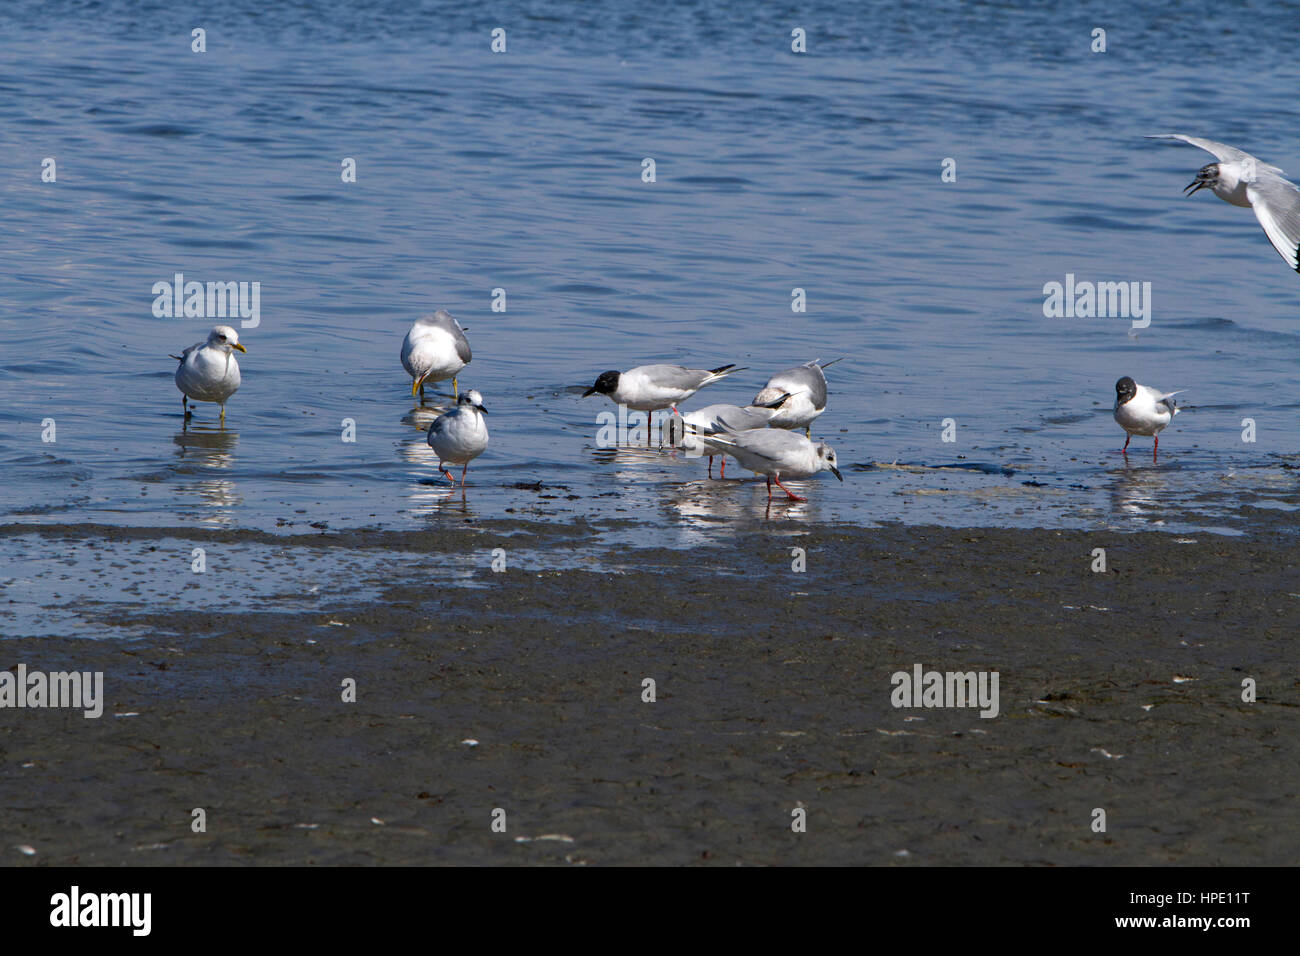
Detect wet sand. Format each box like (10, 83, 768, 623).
(1, 519, 1297, 865)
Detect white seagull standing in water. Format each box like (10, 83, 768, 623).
(1113, 376, 1183, 462)
(171, 325, 246, 424)
(402, 310, 472, 404)
(1148, 134, 1300, 273)
(701, 428, 842, 502)
(582, 363, 745, 446)
(427, 389, 489, 486)
(678, 393, 790, 477)
(752, 359, 839, 437)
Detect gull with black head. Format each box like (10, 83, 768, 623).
(583, 363, 745, 447)
(1148, 134, 1300, 273)
(1113, 376, 1183, 462)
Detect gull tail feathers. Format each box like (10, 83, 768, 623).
(701, 364, 747, 386)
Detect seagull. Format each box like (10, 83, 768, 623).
(402, 310, 472, 404)
(752, 359, 839, 437)
(171, 325, 246, 424)
(678, 393, 790, 477)
(426, 389, 489, 487)
(1113, 376, 1183, 461)
(700, 428, 842, 501)
(1147, 134, 1300, 273)
(582, 363, 745, 446)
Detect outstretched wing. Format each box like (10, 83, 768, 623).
(1248, 176, 1300, 272)
(1145, 133, 1282, 174)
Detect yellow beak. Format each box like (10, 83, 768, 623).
(233, 343, 247, 353)
(411, 374, 425, 396)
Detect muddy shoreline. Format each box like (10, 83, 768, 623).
(2, 520, 1297, 865)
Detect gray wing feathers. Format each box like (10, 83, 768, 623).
(708, 427, 802, 463)
(642, 365, 712, 390)
(1146, 134, 1285, 175)
(765, 361, 828, 408)
(1248, 177, 1300, 270)
(173, 341, 203, 364)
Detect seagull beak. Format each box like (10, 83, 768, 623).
(581, 386, 597, 397)
(412, 374, 426, 396)
(477, 404, 489, 414)
(1183, 179, 1206, 196)
(831, 466, 843, 481)
(233, 343, 247, 353)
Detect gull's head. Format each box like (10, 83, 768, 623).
(816, 442, 843, 481)
(1116, 376, 1137, 403)
(583, 370, 619, 397)
(1184, 163, 1219, 196)
(459, 389, 488, 413)
(209, 325, 246, 353)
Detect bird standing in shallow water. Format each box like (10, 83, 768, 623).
(402, 310, 472, 404)
(1113, 376, 1183, 462)
(427, 389, 489, 487)
(582, 363, 744, 447)
(677, 393, 790, 477)
(172, 325, 246, 425)
(701, 428, 842, 501)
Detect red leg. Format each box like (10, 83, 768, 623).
(1121, 434, 1130, 454)
(720, 457, 725, 478)
(441, 468, 455, 484)
(773, 474, 806, 502)
(461, 463, 469, 485)
(1153, 436, 1158, 462)
(766, 476, 773, 500)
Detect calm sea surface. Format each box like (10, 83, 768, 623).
(3, 0, 1300, 544)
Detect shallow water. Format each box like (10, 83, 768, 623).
(2, 0, 1300, 544)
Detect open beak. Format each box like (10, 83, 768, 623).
(233, 343, 247, 353)
(831, 466, 843, 481)
(1183, 179, 1207, 196)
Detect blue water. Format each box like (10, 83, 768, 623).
(3, 0, 1300, 538)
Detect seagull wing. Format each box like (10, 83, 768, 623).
(1142, 386, 1185, 413)
(636, 365, 711, 391)
(172, 341, 203, 364)
(1247, 176, 1300, 272)
(449, 319, 472, 364)
(762, 362, 829, 408)
(427, 413, 452, 438)
(725, 428, 803, 462)
(1145, 134, 1282, 174)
